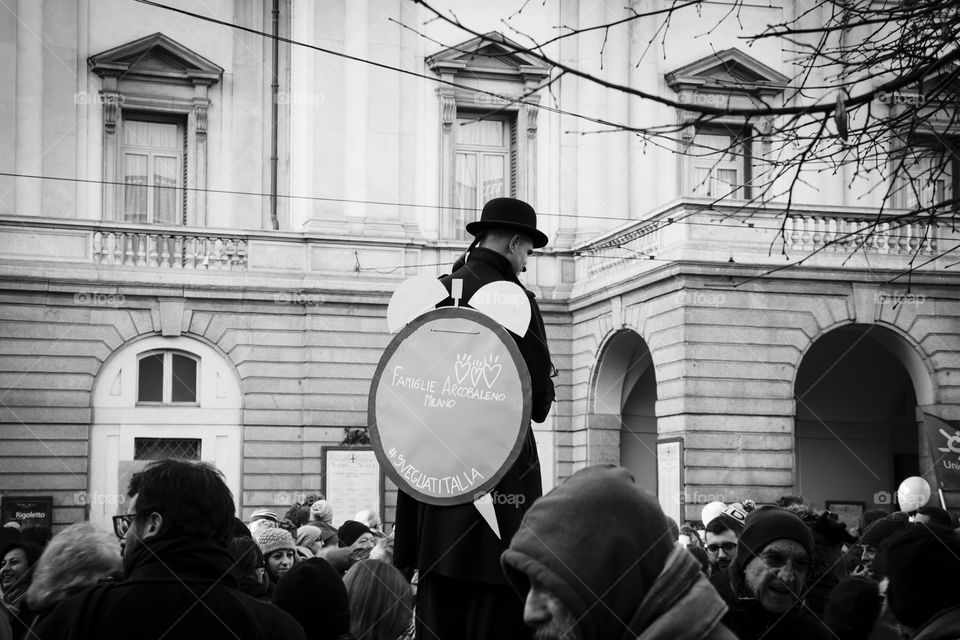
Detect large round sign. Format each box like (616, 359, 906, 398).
(369, 307, 532, 506)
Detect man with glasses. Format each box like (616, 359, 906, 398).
(35, 459, 306, 640)
(709, 507, 831, 640)
(704, 516, 741, 575)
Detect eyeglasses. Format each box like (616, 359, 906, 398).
(706, 542, 737, 553)
(759, 551, 809, 573)
(112, 513, 139, 539)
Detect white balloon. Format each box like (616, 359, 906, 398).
(701, 501, 726, 526)
(897, 476, 931, 511)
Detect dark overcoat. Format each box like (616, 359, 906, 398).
(33, 536, 305, 640)
(393, 247, 555, 584)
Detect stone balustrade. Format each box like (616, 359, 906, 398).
(784, 213, 937, 256)
(92, 229, 247, 270)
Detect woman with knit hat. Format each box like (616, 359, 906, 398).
(307, 500, 339, 548)
(257, 527, 297, 594)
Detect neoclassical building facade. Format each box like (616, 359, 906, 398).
(1, 0, 957, 531)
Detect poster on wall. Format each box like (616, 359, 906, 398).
(321, 447, 382, 528)
(1, 496, 53, 536)
(657, 438, 683, 526)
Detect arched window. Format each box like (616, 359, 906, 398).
(137, 350, 198, 404)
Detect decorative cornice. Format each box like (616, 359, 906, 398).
(89, 33, 223, 87)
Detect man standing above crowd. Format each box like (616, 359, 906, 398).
(502, 465, 737, 640)
(394, 198, 555, 640)
(35, 459, 305, 640)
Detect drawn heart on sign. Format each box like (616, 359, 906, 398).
(470, 365, 483, 387)
(455, 355, 471, 384)
(482, 362, 502, 388)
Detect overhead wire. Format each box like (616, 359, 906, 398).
(52, 1, 946, 282)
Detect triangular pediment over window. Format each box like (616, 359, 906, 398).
(427, 32, 551, 81)
(89, 33, 222, 86)
(666, 48, 788, 96)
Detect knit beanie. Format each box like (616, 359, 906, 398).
(501, 465, 675, 640)
(310, 500, 334, 524)
(716, 502, 748, 534)
(296, 525, 323, 549)
(273, 558, 351, 640)
(876, 524, 960, 629)
(257, 527, 296, 557)
(735, 507, 815, 571)
(859, 514, 909, 547)
(824, 577, 882, 640)
(250, 508, 279, 524)
(337, 520, 372, 547)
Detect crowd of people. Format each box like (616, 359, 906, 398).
(0, 459, 958, 639)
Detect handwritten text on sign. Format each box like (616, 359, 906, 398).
(370, 309, 530, 505)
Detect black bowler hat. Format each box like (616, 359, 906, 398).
(465, 197, 549, 248)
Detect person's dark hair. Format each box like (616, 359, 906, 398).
(916, 505, 954, 529)
(775, 495, 808, 509)
(283, 505, 311, 528)
(274, 558, 351, 640)
(705, 518, 733, 536)
(128, 459, 235, 545)
(0, 527, 21, 556)
(344, 559, 413, 640)
(858, 509, 887, 534)
(1, 540, 43, 571)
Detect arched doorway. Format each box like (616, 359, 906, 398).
(88, 335, 243, 531)
(592, 330, 658, 493)
(795, 324, 931, 512)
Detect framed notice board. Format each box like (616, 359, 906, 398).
(826, 501, 865, 533)
(321, 447, 383, 527)
(657, 438, 684, 526)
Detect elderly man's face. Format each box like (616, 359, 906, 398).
(523, 577, 581, 640)
(743, 539, 810, 613)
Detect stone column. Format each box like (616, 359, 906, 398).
(15, 0, 43, 216)
(343, 0, 368, 230)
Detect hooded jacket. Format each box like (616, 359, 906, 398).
(33, 535, 306, 640)
(501, 465, 737, 640)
